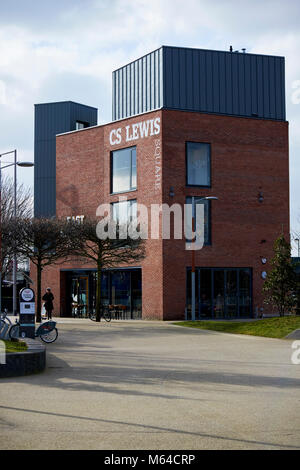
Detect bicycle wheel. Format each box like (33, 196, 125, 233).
(9, 324, 20, 340)
(89, 311, 97, 322)
(103, 310, 112, 323)
(0, 319, 7, 337)
(40, 328, 58, 344)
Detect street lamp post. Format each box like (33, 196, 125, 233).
(191, 215, 196, 321)
(190, 196, 218, 321)
(0, 149, 34, 314)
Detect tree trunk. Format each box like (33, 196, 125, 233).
(279, 305, 284, 317)
(296, 288, 300, 316)
(36, 263, 42, 323)
(95, 262, 102, 323)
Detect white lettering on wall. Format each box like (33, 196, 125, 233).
(109, 117, 161, 146)
(154, 139, 161, 192)
(109, 128, 122, 145)
(67, 215, 85, 224)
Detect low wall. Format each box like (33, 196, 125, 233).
(0, 339, 46, 378)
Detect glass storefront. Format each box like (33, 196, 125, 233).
(187, 267, 252, 319)
(64, 268, 142, 319)
(71, 275, 89, 317)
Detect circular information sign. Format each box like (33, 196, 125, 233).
(20, 288, 34, 302)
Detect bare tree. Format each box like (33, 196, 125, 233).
(67, 218, 145, 322)
(1, 175, 33, 277)
(1, 174, 33, 221)
(2, 217, 75, 322)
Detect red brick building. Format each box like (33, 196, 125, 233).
(35, 46, 289, 320)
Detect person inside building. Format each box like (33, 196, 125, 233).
(42, 288, 54, 320)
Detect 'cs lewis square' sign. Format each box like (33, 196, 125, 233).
(109, 117, 161, 146)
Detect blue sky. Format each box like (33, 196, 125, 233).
(0, 0, 299, 253)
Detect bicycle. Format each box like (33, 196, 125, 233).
(9, 319, 58, 344)
(0, 309, 14, 335)
(89, 306, 112, 323)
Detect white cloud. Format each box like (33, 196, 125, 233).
(0, 0, 299, 242)
(0, 80, 7, 105)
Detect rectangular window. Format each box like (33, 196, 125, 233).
(76, 121, 89, 130)
(112, 199, 137, 225)
(186, 196, 211, 246)
(186, 142, 211, 186)
(186, 268, 252, 319)
(111, 147, 137, 193)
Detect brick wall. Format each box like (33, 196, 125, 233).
(38, 111, 164, 319)
(35, 109, 289, 320)
(161, 110, 289, 320)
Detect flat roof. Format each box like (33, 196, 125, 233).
(56, 107, 162, 137)
(35, 100, 98, 110)
(113, 44, 285, 73)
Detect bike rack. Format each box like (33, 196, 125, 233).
(0, 321, 10, 340)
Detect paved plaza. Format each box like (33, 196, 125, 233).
(0, 320, 299, 450)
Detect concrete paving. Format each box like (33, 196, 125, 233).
(286, 329, 300, 339)
(0, 320, 299, 450)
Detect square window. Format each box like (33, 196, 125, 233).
(76, 121, 89, 130)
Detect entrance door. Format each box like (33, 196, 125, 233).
(239, 269, 252, 317)
(200, 269, 212, 318)
(71, 276, 89, 317)
(225, 270, 238, 318)
(111, 271, 131, 308)
(213, 270, 225, 318)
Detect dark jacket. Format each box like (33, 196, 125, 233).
(42, 292, 54, 311)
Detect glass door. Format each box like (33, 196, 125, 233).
(213, 270, 225, 319)
(131, 270, 142, 318)
(71, 276, 89, 317)
(225, 270, 238, 318)
(239, 269, 252, 317)
(111, 271, 131, 308)
(200, 269, 212, 318)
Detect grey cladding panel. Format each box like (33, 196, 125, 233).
(34, 101, 98, 218)
(163, 46, 286, 120)
(112, 48, 163, 120)
(112, 46, 286, 121)
(34, 177, 56, 218)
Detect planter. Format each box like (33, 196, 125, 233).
(0, 339, 46, 378)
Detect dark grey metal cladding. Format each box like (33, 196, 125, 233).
(112, 48, 163, 121)
(34, 101, 98, 218)
(112, 46, 286, 121)
(163, 46, 286, 120)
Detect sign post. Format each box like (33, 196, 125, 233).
(19, 288, 35, 339)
